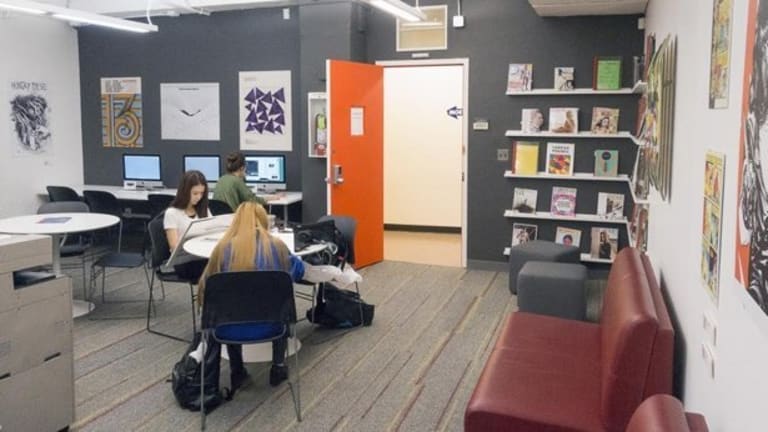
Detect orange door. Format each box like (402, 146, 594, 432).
(326, 60, 384, 268)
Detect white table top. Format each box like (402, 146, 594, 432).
(41, 184, 302, 206)
(0, 212, 120, 235)
(183, 230, 327, 259)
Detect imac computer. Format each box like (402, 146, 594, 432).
(183, 155, 221, 183)
(122, 154, 163, 189)
(244, 155, 286, 192)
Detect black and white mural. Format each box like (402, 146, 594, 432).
(9, 80, 51, 155)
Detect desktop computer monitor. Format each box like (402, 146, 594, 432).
(122, 154, 162, 188)
(183, 155, 221, 183)
(244, 154, 286, 192)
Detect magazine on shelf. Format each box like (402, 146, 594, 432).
(546, 142, 575, 176)
(512, 188, 538, 213)
(554, 67, 575, 91)
(512, 141, 540, 174)
(555, 226, 582, 247)
(593, 56, 622, 90)
(521, 108, 545, 133)
(590, 107, 620, 134)
(597, 192, 625, 220)
(548, 107, 579, 133)
(590, 227, 619, 260)
(630, 203, 649, 252)
(507, 63, 533, 93)
(511, 223, 538, 246)
(550, 186, 577, 216)
(594, 150, 619, 177)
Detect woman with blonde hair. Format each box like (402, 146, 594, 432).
(198, 201, 303, 389)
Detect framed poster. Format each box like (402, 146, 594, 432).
(101, 77, 143, 148)
(161, 83, 220, 141)
(701, 151, 724, 304)
(239, 70, 292, 151)
(709, 0, 733, 109)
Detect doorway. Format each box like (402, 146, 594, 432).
(378, 59, 468, 267)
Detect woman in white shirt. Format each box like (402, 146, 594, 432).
(164, 170, 212, 280)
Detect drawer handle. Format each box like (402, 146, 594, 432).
(0, 372, 10, 381)
(44, 352, 61, 362)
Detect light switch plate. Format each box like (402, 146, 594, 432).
(497, 149, 509, 161)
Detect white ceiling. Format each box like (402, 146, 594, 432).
(527, 0, 648, 16)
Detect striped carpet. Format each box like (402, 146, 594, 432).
(68, 260, 517, 431)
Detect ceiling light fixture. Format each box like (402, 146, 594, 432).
(0, 0, 158, 33)
(363, 0, 426, 23)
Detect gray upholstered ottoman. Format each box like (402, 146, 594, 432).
(517, 261, 588, 321)
(508, 240, 580, 295)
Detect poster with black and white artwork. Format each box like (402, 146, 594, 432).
(9, 80, 51, 155)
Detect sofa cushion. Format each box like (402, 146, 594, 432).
(641, 253, 674, 397)
(626, 394, 708, 432)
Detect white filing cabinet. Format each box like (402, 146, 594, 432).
(0, 235, 74, 432)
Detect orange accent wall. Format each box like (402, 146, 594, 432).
(328, 60, 384, 268)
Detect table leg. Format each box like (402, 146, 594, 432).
(283, 205, 289, 224)
(51, 234, 62, 276)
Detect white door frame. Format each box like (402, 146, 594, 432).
(376, 58, 469, 268)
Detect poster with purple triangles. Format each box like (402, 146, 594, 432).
(238, 70, 292, 151)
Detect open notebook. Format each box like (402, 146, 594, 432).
(163, 213, 234, 271)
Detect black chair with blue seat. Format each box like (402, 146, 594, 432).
(146, 213, 198, 342)
(37, 201, 91, 297)
(83, 189, 150, 251)
(46, 185, 81, 202)
(199, 271, 301, 429)
(147, 194, 174, 219)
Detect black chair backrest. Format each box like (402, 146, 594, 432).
(47, 186, 80, 202)
(200, 271, 297, 332)
(147, 194, 174, 218)
(209, 199, 233, 216)
(147, 213, 171, 269)
(83, 190, 123, 217)
(318, 215, 357, 265)
(38, 201, 89, 214)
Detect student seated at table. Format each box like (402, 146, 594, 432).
(164, 170, 211, 280)
(212, 151, 267, 211)
(198, 201, 303, 389)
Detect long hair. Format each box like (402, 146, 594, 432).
(171, 170, 209, 218)
(198, 202, 291, 305)
(226, 151, 246, 174)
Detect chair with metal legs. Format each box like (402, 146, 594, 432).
(46, 185, 81, 202)
(37, 201, 91, 298)
(199, 271, 301, 430)
(317, 215, 364, 328)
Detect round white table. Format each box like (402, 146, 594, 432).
(183, 230, 328, 363)
(0, 212, 120, 318)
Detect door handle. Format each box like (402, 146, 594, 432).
(325, 164, 344, 184)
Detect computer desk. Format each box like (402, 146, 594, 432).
(39, 185, 303, 222)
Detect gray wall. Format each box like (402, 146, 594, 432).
(364, 0, 644, 263)
(78, 8, 301, 189)
(77, 1, 643, 263)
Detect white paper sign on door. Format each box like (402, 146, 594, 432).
(350, 107, 364, 136)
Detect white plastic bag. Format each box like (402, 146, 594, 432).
(302, 263, 342, 283)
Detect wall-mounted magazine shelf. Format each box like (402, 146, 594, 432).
(505, 130, 640, 144)
(504, 210, 629, 225)
(503, 247, 614, 264)
(505, 81, 647, 96)
(504, 171, 629, 182)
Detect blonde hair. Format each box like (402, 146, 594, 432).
(198, 202, 290, 305)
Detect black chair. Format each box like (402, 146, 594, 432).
(200, 271, 301, 429)
(147, 194, 174, 219)
(318, 215, 363, 327)
(83, 190, 151, 251)
(146, 213, 198, 342)
(37, 201, 91, 297)
(209, 199, 233, 216)
(46, 185, 80, 202)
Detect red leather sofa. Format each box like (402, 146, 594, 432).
(626, 394, 708, 432)
(465, 247, 674, 432)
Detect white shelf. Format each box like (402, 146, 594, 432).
(505, 130, 639, 143)
(504, 210, 629, 225)
(504, 171, 629, 182)
(505, 81, 646, 96)
(502, 247, 613, 264)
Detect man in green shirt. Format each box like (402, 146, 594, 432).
(212, 151, 267, 211)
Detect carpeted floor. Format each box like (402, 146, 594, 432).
(67, 258, 517, 431)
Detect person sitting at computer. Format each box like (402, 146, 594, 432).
(212, 151, 267, 211)
(164, 170, 211, 280)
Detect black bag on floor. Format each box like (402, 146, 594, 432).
(171, 332, 231, 413)
(306, 284, 374, 328)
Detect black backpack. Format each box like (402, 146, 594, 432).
(306, 283, 375, 328)
(171, 332, 231, 413)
